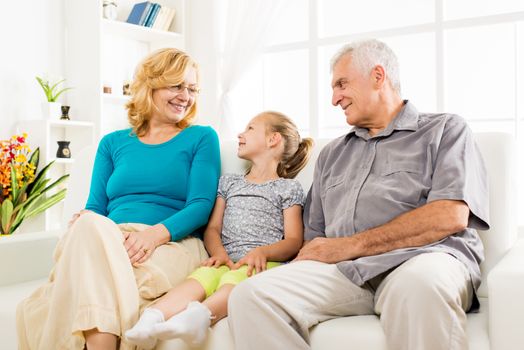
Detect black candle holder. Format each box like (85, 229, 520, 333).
(56, 141, 71, 158)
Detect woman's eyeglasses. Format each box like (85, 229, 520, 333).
(166, 84, 200, 96)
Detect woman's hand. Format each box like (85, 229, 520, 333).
(201, 252, 234, 268)
(233, 247, 268, 276)
(123, 224, 170, 266)
(68, 209, 92, 228)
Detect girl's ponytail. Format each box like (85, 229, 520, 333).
(277, 137, 314, 179)
(262, 111, 314, 179)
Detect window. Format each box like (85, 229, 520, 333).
(319, 0, 434, 37)
(227, 1, 524, 224)
(444, 23, 515, 120)
(443, 0, 524, 20)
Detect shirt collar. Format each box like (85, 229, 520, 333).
(344, 100, 419, 143)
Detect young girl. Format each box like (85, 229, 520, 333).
(125, 111, 313, 349)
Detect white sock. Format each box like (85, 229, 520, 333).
(150, 301, 211, 346)
(125, 307, 164, 349)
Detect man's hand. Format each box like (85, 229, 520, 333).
(233, 247, 268, 276)
(294, 237, 352, 263)
(201, 252, 234, 269)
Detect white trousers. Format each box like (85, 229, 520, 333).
(16, 213, 208, 350)
(228, 252, 473, 350)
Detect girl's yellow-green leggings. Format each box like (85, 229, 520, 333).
(188, 262, 281, 297)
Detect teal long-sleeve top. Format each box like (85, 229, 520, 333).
(85, 125, 221, 241)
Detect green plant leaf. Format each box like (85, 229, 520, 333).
(36, 76, 52, 102)
(12, 182, 29, 207)
(49, 79, 66, 92)
(35, 76, 48, 91)
(51, 87, 73, 102)
(23, 189, 67, 219)
(14, 172, 69, 221)
(27, 160, 55, 196)
(28, 178, 50, 199)
(23, 147, 40, 197)
(1, 199, 14, 234)
(41, 174, 69, 193)
(28, 147, 40, 169)
(7, 146, 70, 233)
(10, 163, 18, 202)
(11, 205, 28, 233)
(48, 79, 71, 102)
(36, 76, 72, 102)
(21, 173, 69, 211)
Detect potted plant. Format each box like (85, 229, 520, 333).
(0, 133, 69, 235)
(36, 76, 72, 119)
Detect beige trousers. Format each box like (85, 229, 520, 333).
(228, 252, 473, 350)
(16, 212, 208, 350)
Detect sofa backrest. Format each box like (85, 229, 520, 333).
(472, 133, 517, 297)
(219, 133, 517, 298)
(62, 132, 516, 298)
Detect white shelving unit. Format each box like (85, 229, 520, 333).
(17, 120, 95, 166)
(15, 120, 95, 233)
(102, 18, 184, 42)
(13, 1, 187, 234)
(65, 0, 186, 139)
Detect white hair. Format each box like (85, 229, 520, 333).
(330, 39, 401, 95)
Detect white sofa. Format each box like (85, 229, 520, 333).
(1, 132, 523, 350)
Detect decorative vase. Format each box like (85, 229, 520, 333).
(41, 101, 62, 119)
(56, 141, 71, 159)
(103, 1, 118, 20)
(60, 105, 71, 120)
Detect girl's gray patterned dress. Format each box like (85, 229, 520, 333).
(217, 174, 305, 262)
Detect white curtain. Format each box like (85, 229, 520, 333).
(217, 0, 283, 139)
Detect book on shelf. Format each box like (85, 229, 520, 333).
(151, 6, 168, 30)
(139, 2, 155, 25)
(126, 2, 153, 26)
(125, 2, 176, 32)
(145, 3, 161, 27)
(162, 7, 176, 31)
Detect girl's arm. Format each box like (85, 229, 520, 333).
(202, 197, 233, 268)
(261, 204, 304, 261)
(234, 204, 304, 275)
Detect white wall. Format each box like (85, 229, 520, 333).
(0, 0, 221, 138)
(0, 0, 65, 140)
(185, 0, 223, 130)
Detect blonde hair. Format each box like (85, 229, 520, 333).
(259, 111, 314, 179)
(126, 48, 199, 136)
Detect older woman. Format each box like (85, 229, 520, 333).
(16, 48, 220, 350)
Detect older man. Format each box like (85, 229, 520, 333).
(227, 39, 489, 350)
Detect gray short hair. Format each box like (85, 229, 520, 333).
(330, 39, 401, 95)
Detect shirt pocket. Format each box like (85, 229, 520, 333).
(324, 173, 346, 192)
(380, 162, 425, 206)
(322, 174, 347, 224)
(381, 162, 422, 176)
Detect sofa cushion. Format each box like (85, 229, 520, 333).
(156, 298, 489, 350)
(0, 279, 48, 350)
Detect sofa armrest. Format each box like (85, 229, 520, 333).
(0, 230, 62, 287)
(487, 238, 524, 350)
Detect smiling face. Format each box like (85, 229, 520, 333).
(237, 115, 271, 161)
(331, 54, 379, 128)
(150, 66, 198, 126)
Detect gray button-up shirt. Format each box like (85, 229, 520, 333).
(304, 101, 489, 297)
